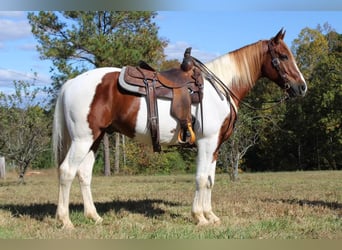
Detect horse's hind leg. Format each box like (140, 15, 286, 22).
(56, 148, 78, 229)
(57, 139, 100, 228)
(77, 148, 102, 224)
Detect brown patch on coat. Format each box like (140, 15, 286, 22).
(87, 72, 141, 150)
(212, 107, 237, 162)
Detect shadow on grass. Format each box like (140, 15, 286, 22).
(0, 199, 182, 222)
(262, 198, 342, 211)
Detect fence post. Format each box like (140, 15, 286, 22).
(0, 156, 5, 179)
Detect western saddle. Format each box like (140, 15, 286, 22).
(119, 48, 204, 152)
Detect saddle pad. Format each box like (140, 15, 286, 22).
(118, 67, 173, 99)
(118, 67, 144, 95)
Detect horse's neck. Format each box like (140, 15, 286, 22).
(205, 40, 266, 104)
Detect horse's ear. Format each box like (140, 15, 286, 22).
(273, 28, 286, 44)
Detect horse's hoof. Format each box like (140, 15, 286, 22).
(95, 216, 103, 225)
(204, 212, 221, 225)
(196, 220, 210, 226)
(62, 222, 75, 230)
(212, 218, 221, 225)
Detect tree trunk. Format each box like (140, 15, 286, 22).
(103, 133, 111, 176)
(227, 140, 240, 182)
(0, 157, 5, 179)
(228, 152, 241, 181)
(18, 162, 28, 184)
(230, 152, 240, 182)
(298, 143, 302, 170)
(122, 135, 126, 168)
(18, 171, 25, 184)
(114, 133, 120, 174)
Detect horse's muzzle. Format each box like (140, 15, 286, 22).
(287, 82, 307, 98)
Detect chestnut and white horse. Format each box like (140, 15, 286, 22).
(53, 29, 307, 228)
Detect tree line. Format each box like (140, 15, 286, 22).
(242, 25, 341, 172)
(0, 12, 340, 180)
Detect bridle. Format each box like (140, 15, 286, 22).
(267, 40, 291, 92)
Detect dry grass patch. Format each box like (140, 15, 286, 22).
(0, 170, 341, 238)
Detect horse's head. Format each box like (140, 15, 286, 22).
(262, 29, 307, 98)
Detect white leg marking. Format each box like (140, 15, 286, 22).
(77, 149, 102, 224)
(57, 139, 100, 228)
(192, 136, 221, 226)
(57, 149, 77, 229)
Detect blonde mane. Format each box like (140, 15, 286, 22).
(205, 40, 266, 93)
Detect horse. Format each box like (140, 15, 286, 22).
(53, 29, 307, 229)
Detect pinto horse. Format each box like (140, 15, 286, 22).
(53, 29, 307, 228)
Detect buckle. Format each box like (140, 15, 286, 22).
(272, 58, 280, 68)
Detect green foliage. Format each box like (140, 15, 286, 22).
(0, 80, 52, 178)
(90, 136, 196, 176)
(28, 11, 168, 99)
(118, 139, 196, 175)
(292, 27, 329, 79)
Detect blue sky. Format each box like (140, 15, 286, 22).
(0, 10, 341, 94)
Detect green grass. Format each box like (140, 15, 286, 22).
(0, 170, 341, 239)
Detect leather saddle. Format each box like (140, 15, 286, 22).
(118, 48, 204, 152)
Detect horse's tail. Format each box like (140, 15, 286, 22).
(52, 83, 71, 167)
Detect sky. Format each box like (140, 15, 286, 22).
(0, 10, 341, 94)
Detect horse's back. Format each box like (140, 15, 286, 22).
(64, 67, 121, 94)
(60, 67, 121, 139)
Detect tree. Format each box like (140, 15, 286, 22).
(0, 80, 51, 183)
(28, 11, 168, 174)
(292, 26, 329, 79)
(219, 109, 260, 181)
(304, 34, 341, 168)
(282, 27, 341, 170)
(219, 89, 285, 180)
(28, 11, 167, 97)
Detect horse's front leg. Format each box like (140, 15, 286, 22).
(191, 137, 221, 226)
(203, 160, 221, 224)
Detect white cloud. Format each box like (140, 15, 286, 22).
(164, 41, 220, 63)
(0, 68, 50, 90)
(0, 11, 25, 18)
(0, 19, 31, 42)
(164, 41, 191, 61)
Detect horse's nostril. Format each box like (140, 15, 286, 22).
(301, 84, 307, 92)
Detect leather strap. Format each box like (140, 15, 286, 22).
(145, 78, 161, 152)
(268, 41, 289, 87)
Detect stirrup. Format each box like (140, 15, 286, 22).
(178, 122, 196, 144)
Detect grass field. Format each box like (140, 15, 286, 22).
(0, 169, 341, 239)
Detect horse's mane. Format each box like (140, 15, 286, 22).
(205, 40, 266, 91)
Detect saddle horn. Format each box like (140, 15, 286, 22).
(181, 47, 194, 72)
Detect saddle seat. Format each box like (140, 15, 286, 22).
(118, 48, 204, 152)
(139, 61, 196, 89)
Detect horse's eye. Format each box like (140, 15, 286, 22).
(279, 54, 288, 61)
